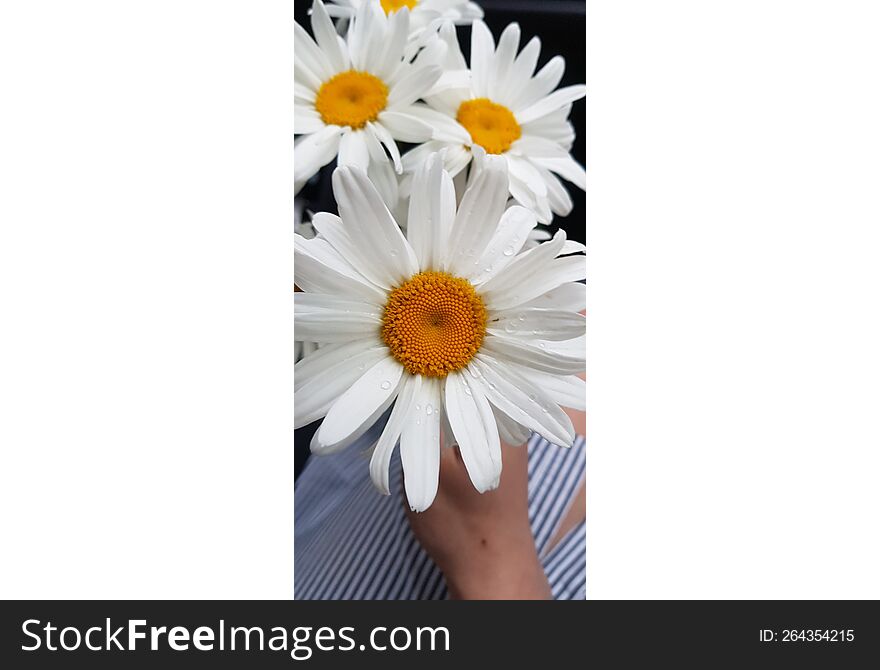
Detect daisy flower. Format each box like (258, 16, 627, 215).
(294, 155, 586, 511)
(324, 0, 483, 52)
(294, 0, 445, 195)
(401, 21, 586, 223)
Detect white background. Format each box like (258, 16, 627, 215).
(1, 0, 878, 599)
(586, 0, 880, 597)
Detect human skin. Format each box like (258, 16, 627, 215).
(405, 409, 586, 600)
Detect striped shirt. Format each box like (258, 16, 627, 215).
(294, 433, 586, 600)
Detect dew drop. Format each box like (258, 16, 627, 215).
(415, 404, 421, 411)
(380, 380, 392, 390)
(518, 313, 527, 321)
(425, 404, 433, 416)
(503, 246, 515, 257)
(464, 387, 472, 396)
(538, 342, 546, 349)
(528, 393, 537, 402)
(416, 418, 421, 425)
(504, 322, 517, 333)
(389, 249, 398, 257)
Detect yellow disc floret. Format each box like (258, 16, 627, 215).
(381, 271, 487, 378)
(456, 98, 522, 154)
(315, 70, 388, 130)
(381, 0, 418, 13)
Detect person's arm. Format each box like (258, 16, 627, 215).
(404, 440, 552, 600)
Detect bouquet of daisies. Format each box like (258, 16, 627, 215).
(294, 0, 586, 511)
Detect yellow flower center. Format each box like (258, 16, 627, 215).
(314, 70, 388, 130)
(456, 98, 522, 154)
(380, 0, 419, 14)
(381, 271, 487, 378)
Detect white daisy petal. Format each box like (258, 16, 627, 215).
(447, 156, 509, 276)
(481, 334, 584, 375)
(522, 282, 586, 312)
(294, 344, 388, 428)
(542, 167, 574, 216)
(311, 0, 349, 73)
(507, 154, 547, 198)
(372, 4, 409, 81)
(516, 84, 587, 124)
(368, 120, 403, 172)
(468, 205, 537, 284)
(293, 125, 342, 194)
(445, 371, 502, 492)
(561, 240, 587, 255)
(294, 81, 317, 104)
(471, 356, 575, 448)
(366, 155, 400, 210)
(513, 54, 565, 109)
(400, 377, 442, 512)
(535, 155, 587, 190)
(407, 153, 454, 270)
(493, 406, 532, 446)
(360, 123, 388, 163)
(377, 110, 434, 142)
(437, 19, 468, 71)
(386, 66, 444, 111)
(293, 294, 381, 342)
(332, 166, 419, 283)
(513, 36, 541, 82)
(507, 365, 586, 411)
(369, 373, 422, 495)
(487, 308, 585, 341)
(512, 134, 571, 159)
(294, 234, 387, 304)
(337, 130, 371, 170)
(401, 139, 448, 173)
(311, 212, 396, 289)
(489, 22, 520, 105)
(470, 20, 494, 98)
(294, 104, 324, 135)
(316, 355, 403, 449)
(294, 338, 376, 391)
(481, 232, 588, 310)
(293, 22, 332, 85)
(443, 143, 473, 178)
(402, 104, 471, 144)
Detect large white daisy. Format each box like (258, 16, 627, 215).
(294, 154, 586, 511)
(400, 21, 587, 223)
(294, 0, 445, 195)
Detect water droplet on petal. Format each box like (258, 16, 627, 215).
(415, 404, 421, 411)
(425, 404, 433, 416)
(503, 246, 515, 256)
(505, 322, 517, 333)
(380, 380, 392, 390)
(538, 342, 546, 349)
(517, 313, 526, 321)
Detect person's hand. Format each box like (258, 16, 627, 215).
(404, 440, 552, 600)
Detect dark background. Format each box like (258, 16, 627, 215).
(295, 0, 585, 477)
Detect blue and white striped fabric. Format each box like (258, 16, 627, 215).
(294, 433, 586, 600)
